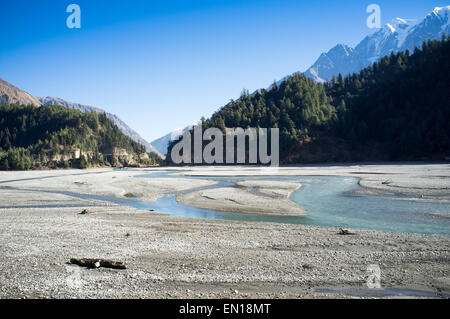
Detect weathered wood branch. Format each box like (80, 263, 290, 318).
(70, 258, 127, 269)
(337, 228, 355, 235)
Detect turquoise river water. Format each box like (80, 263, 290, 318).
(128, 173, 450, 236)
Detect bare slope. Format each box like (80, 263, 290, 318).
(0, 78, 41, 106)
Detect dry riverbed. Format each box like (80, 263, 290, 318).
(0, 164, 449, 299)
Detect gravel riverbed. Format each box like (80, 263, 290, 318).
(0, 164, 449, 299)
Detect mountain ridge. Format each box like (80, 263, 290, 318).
(0, 103, 158, 169)
(38, 96, 162, 157)
(0, 77, 161, 157)
(303, 6, 450, 83)
(0, 78, 41, 106)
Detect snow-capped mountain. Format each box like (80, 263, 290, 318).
(304, 6, 450, 83)
(355, 18, 420, 65)
(304, 44, 361, 83)
(151, 125, 193, 157)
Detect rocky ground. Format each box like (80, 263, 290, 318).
(0, 164, 449, 299)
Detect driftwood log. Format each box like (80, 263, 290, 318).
(70, 258, 127, 269)
(79, 209, 93, 215)
(337, 228, 355, 235)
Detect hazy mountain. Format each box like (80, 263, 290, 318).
(304, 6, 450, 83)
(0, 78, 41, 106)
(151, 125, 193, 157)
(38, 97, 162, 157)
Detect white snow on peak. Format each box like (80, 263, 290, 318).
(432, 6, 450, 17)
(393, 17, 408, 24)
(386, 24, 396, 33)
(299, 5, 450, 84)
(333, 44, 353, 56)
(429, 6, 450, 34)
(390, 18, 419, 28)
(379, 18, 421, 49)
(391, 18, 420, 48)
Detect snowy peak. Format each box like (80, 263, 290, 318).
(388, 18, 419, 30)
(385, 18, 420, 43)
(356, 18, 418, 62)
(431, 6, 450, 18)
(304, 43, 362, 83)
(328, 44, 355, 57)
(303, 5, 450, 82)
(423, 6, 450, 27)
(151, 125, 194, 157)
(430, 6, 450, 31)
(385, 23, 396, 33)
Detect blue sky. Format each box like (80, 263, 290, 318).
(0, 0, 447, 141)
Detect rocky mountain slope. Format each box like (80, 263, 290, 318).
(0, 78, 41, 106)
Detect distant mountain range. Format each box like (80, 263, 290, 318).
(171, 36, 450, 164)
(155, 6, 450, 151)
(299, 6, 450, 83)
(0, 78, 161, 157)
(151, 125, 193, 158)
(3, 5, 448, 159)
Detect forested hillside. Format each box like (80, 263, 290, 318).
(0, 104, 161, 170)
(168, 37, 449, 164)
(325, 36, 450, 161)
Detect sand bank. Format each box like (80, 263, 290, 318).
(174, 163, 450, 199)
(0, 168, 217, 203)
(177, 180, 304, 216)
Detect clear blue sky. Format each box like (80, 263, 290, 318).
(0, 0, 446, 141)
